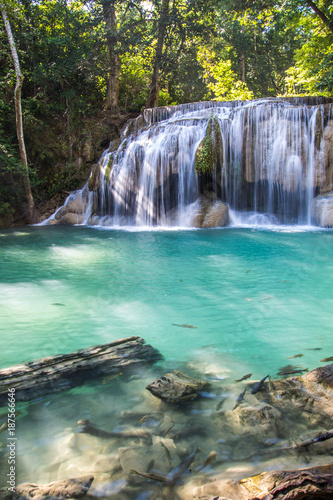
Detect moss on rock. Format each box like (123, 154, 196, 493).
(194, 116, 222, 175)
(88, 163, 100, 191)
(105, 156, 113, 182)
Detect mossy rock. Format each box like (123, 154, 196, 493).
(108, 137, 121, 153)
(105, 156, 113, 182)
(194, 116, 222, 175)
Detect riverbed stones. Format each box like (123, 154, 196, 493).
(146, 370, 207, 403)
(0, 475, 94, 499)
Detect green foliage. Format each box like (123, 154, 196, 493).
(1, 0, 333, 224)
(282, 16, 333, 95)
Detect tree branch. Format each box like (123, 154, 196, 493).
(303, 0, 333, 34)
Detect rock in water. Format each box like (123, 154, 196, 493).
(192, 192, 229, 228)
(0, 475, 94, 499)
(312, 192, 333, 227)
(146, 370, 207, 404)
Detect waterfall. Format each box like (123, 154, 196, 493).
(48, 97, 333, 227)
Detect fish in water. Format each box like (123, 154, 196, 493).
(245, 297, 252, 301)
(277, 365, 308, 376)
(196, 451, 217, 472)
(160, 441, 172, 466)
(51, 303, 66, 306)
(139, 413, 160, 424)
(234, 373, 252, 383)
(287, 354, 303, 359)
(172, 323, 197, 329)
(130, 470, 169, 483)
(251, 375, 269, 394)
(320, 357, 333, 362)
(102, 372, 122, 384)
(216, 398, 226, 411)
(233, 388, 246, 410)
(169, 448, 198, 482)
(306, 348, 322, 351)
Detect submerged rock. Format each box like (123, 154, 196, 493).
(238, 463, 333, 500)
(146, 370, 207, 404)
(193, 194, 229, 228)
(0, 475, 94, 499)
(312, 192, 333, 227)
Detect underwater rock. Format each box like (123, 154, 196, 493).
(312, 192, 333, 227)
(146, 370, 207, 404)
(0, 337, 162, 404)
(193, 194, 229, 228)
(217, 403, 282, 443)
(0, 475, 94, 499)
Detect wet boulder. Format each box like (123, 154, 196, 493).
(194, 116, 222, 174)
(146, 370, 207, 404)
(56, 213, 84, 225)
(215, 403, 282, 444)
(193, 194, 229, 228)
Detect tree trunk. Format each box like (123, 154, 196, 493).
(240, 24, 246, 82)
(1, 5, 39, 223)
(104, 0, 120, 112)
(303, 0, 333, 34)
(145, 0, 170, 109)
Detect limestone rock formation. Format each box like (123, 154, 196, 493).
(193, 194, 229, 227)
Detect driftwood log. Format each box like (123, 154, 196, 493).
(0, 337, 162, 404)
(0, 475, 94, 500)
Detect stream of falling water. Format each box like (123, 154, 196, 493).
(46, 97, 333, 229)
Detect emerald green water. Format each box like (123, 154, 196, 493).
(1, 226, 333, 495)
(1, 226, 332, 377)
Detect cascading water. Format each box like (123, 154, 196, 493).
(48, 97, 333, 227)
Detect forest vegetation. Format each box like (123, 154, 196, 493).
(0, 0, 332, 226)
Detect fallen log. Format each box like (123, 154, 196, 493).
(0, 475, 94, 499)
(0, 337, 162, 404)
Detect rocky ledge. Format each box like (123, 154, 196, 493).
(0, 337, 162, 404)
